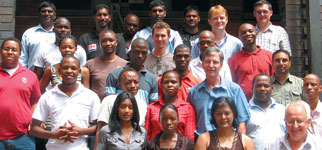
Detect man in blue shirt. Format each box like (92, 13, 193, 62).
(19, 1, 56, 70)
(188, 47, 250, 136)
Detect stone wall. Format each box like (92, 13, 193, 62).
(0, 0, 16, 43)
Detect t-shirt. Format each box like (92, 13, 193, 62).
(144, 52, 175, 77)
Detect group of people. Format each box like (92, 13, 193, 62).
(1, 0, 322, 150)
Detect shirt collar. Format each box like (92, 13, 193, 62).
(249, 97, 277, 109)
(241, 45, 262, 56)
(35, 24, 54, 32)
(199, 76, 227, 91)
(0, 63, 26, 75)
(54, 82, 85, 97)
(272, 73, 293, 84)
(155, 97, 185, 108)
(255, 22, 273, 33)
(281, 132, 314, 150)
(312, 101, 322, 117)
(125, 63, 147, 74)
(216, 33, 228, 48)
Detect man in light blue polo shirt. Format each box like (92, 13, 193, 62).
(188, 47, 250, 136)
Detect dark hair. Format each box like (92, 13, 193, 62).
(99, 29, 115, 39)
(184, 5, 199, 17)
(149, 0, 165, 10)
(109, 92, 142, 134)
(118, 67, 140, 83)
(161, 70, 182, 86)
(94, 4, 110, 16)
(159, 104, 179, 121)
(174, 44, 190, 55)
(0, 37, 22, 51)
(254, 0, 272, 11)
(58, 35, 78, 48)
(252, 73, 272, 86)
(211, 97, 239, 129)
(38, 1, 56, 12)
(60, 54, 80, 68)
(272, 49, 291, 61)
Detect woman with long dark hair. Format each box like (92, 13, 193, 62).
(97, 92, 146, 149)
(195, 97, 254, 150)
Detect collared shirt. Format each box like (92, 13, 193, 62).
(178, 27, 201, 49)
(97, 126, 146, 150)
(246, 98, 286, 150)
(271, 74, 303, 106)
(158, 70, 202, 101)
(228, 46, 273, 100)
(189, 57, 232, 81)
(32, 83, 101, 150)
(188, 78, 250, 135)
(144, 52, 175, 77)
(79, 30, 128, 60)
(34, 43, 87, 68)
(311, 101, 322, 139)
(190, 33, 243, 62)
(265, 132, 321, 150)
(256, 23, 292, 55)
(131, 27, 183, 54)
(0, 63, 41, 140)
(144, 97, 196, 140)
(97, 94, 147, 126)
(105, 64, 158, 104)
(19, 24, 55, 70)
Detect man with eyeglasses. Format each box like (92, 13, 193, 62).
(266, 100, 320, 149)
(246, 73, 286, 150)
(189, 30, 232, 81)
(254, 0, 291, 54)
(303, 74, 322, 139)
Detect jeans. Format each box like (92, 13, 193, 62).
(0, 134, 35, 150)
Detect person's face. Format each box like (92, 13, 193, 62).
(254, 4, 272, 24)
(54, 19, 71, 38)
(239, 24, 257, 46)
(253, 75, 273, 103)
(173, 47, 191, 71)
(214, 105, 234, 129)
(59, 38, 77, 57)
(1, 40, 21, 69)
(39, 6, 56, 26)
(184, 10, 200, 28)
(59, 57, 80, 85)
(208, 13, 228, 30)
(150, 6, 166, 24)
(118, 98, 134, 123)
(198, 34, 216, 53)
(303, 74, 322, 102)
(95, 8, 111, 29)
(285, 105, 311, 142)
(125, 16, 140, 36)
(119, 71, 140, 96)
(152, 28, 170, 49)
(161, 72, 181, 97)
(202, 54, 222, 77)
(130, 42, 148, 66)
(160, 108, 179, 134)
(100, 32, 118, 55)
(273, 52, 291, 75)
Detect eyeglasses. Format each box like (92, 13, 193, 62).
(255, 10, 270, 15)
(285, 119, 307, 126)
(198, 41, 213, 46)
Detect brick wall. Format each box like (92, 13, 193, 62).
(0, 0, 16, 43)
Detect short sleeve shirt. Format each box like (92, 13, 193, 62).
(144, 52, 175, 77)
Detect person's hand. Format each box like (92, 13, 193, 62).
(65, 120, 82, 141)
(53, 123, 70, 141)
(40, 123, 46, 129)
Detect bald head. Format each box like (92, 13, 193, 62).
(198, 30, 215, 52)
(131, 38, 148, 49)
(125, 14, 140, 36)
(199, 30, 215, 40)
(54, 17, 70, 27)
(54, 17, 71, 39)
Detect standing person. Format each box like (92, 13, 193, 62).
(19, 1, 56, 70)
(246, 73, 286, 150)
(79, 4, 128, 60)
(97, 92, 146, 150)
(266, 100, 321, 150)
(158, 44, 201, 101)
(30, 55, 100, 150)
(303, 74, 322, 139)
(271, 50, 303, 106)
(131, 0, 183, 54)
(105, 38, 158, 104)
(144, 22, 175, 77)
(0, 37, 41, 150)
(178, 5, 201, 49)
(189, 30, 232, 81)
(86, 29, 127, 100)
(229, 23, 273, 100)
(118, 14, 140, 54)
(188, 47, 250, 136)
(145, 104, 194, 150)
(254, 0, 291, 54)
(191, 5, 242, 62)
(34, 17, 87, 79)
(195, 97, 254, 150)
(145, 71, 196, 140)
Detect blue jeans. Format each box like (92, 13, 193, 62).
(0, 134, 35, 150)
